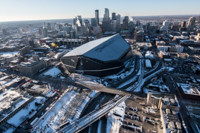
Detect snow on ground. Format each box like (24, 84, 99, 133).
(165, 67, 174, 72)
(143, 87, 154, 94)
(0, 89, 29, 120)
(51, 91, 78, 129)
(7, 96, 46, 127)
(178, 83, 197, 95)
(145, 61, 159, 75)
(3, 77, 21, 88)
(130, 63, 164, 92)
(81, 80, 100, 85)
(14, 97, 29, 109)
(90, 91, 98, 98)
(33, 90, 78, 133)
(0, 88, 21, 102)
(106, 101, 126, 133)
(0, 80, 7, 85)
(0, 51, 18, 58)
(73, 91, 98, 120)
(73, 96, 90, 120)
(145, 51, 154, 58)
(118, 75, 138, 89)
(45, 90, 56, 97)
(104, 60, 135, 80)
(0, 75, 10, 81)
(42, 67, 61, 78)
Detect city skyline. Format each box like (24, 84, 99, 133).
(0, 0, 200, 22)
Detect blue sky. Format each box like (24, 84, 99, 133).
(0, 0, 199, 22)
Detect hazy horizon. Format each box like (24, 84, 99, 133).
(0, 0, 200, 22)
(0, 14, 199, 24)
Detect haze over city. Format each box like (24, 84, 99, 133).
(0, 0, 200, 22)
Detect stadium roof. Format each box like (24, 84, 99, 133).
(63, 34, 130, 62)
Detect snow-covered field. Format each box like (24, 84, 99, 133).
(42, 67, 61, 78)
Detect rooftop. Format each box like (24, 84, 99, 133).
(63, 34, 130, 62)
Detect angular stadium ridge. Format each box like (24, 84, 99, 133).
(61, 34, 132, 76)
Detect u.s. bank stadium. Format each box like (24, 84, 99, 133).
(61, 34, 132, 77)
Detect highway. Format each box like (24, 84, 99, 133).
(56, 55, 164, 133)
(73, 56, 140, 133)
(77, 56, 164, 133)
(124, 57, 164, 92)
(144, 61, 163, 78)
(57, 95, 130, 133)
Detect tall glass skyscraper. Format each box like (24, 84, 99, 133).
(104, 8, 110, 21)
(95, 10, 99, 25)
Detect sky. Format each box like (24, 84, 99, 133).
(0, 0, 200, 22)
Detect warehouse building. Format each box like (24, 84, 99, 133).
(61, 34, 132, 76)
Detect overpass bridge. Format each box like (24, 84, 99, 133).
(75, 81, 132, 96)
(57, 95, 130, 133)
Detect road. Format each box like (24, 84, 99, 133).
(54, 54, 163, 133)
(57, 95, 130, 133)
(77, 56, 163, 133)
(78, 56, 140, 133)
(144, 61, 162, 78)
(75, 82, 131, 96)
(128, 59, 164, 93)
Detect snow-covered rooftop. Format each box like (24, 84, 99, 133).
(42, 67, 61, 78)
(7, 97, 46, 127)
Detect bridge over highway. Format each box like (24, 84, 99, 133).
(75, 81, 132, 96)
(57, 95, 130, 133)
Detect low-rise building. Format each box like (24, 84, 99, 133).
(147, 93, 184, 133)
(19, 60, 47, 76)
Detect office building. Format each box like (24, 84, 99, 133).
(112, 13, 116, 20)
(102, 8, 111, 32)
(187, 17, 196, 30)
(95, 10, 99, 25)
(116, 14, 121, 32)
(122, 16, 129, 30)
(91, 18, 97, 27)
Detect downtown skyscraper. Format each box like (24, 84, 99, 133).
(102, 8, 111, 32)
(95, 10, 99, 25)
